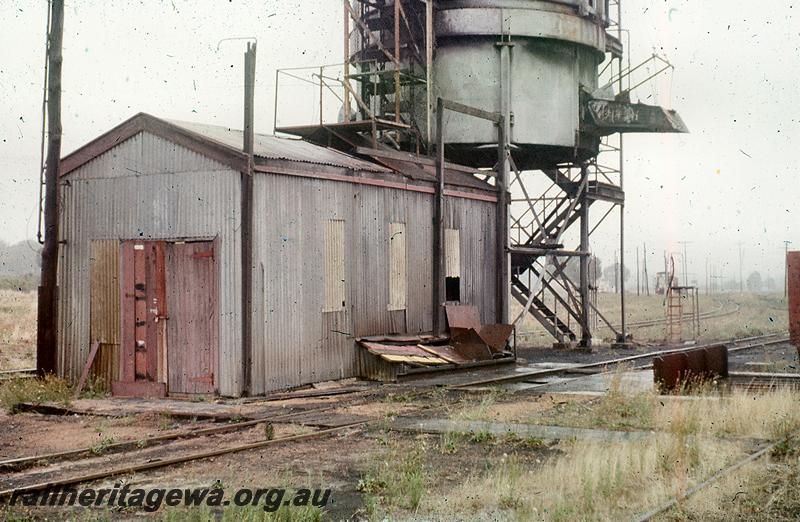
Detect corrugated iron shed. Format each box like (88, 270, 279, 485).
(168, 119, 391, 173)
(60, 113, 496, 196)
(56, 112, 500, 397)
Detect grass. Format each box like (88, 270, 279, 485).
(79, 373, 110, 399)
(424, 433, 742, 521)
(0, 274, 38, 293)
(660, 436, 800, 521)
(439, 430, 544, 455)
(401, 381, 800, 520)
(0, 374, 72, 413)
(511, 384, 800, 440)
(89, 434, 117, 455)
(358, 440, 428, 517)
(0, 289, 37, 370)
(449, 388, 507, 421)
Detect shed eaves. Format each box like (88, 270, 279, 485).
(168, 119, 390, 173)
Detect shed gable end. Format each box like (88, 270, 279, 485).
(64, 131, 232, 181)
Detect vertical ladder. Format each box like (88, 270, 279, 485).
(666, 288, 683, 344)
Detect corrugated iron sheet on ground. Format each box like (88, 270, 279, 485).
(168, 119, 390, 172)
(445, 304, 513, 353)
(359, 342, 449, 365)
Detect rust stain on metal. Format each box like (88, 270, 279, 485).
(445, 304, 513, 354)
(445, 305, 482, 331)
(788, 252, 800, 350)
(451, 329, 493, 361)
(653, 346, 729, 391)
(479, 324, 515, 353)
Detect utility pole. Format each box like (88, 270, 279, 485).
(785, 240, 792, 299)
(737, 242, 744, 293)
(241, 41, 256, 395)
(643, 242, 649, 296)
(705, 257, 709, 295)
(636, 246, 640, 296)
(678, 240, 691, 286)
(37, 0, 64, 377)
(614, 250, 619, 294)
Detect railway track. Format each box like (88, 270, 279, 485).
(0, 333, 792, 506)
(0, 422, 368, 502)
(452, 332, 790, 389)
(0, 379, 443, 499)
(517, 300, 740, 341)
(622, 302, 738, 330)
(0, 368, 36, 381)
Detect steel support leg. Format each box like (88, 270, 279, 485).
(579, 165, 591, 347)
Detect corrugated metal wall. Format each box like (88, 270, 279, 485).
(251, 172, 497, 393)
(59, 131, 243, 396)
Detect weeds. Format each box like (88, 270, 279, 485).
(358, 441, 427, 514)
(90, 434, 117, 455)
(468, 430, 495, 444)
(158, 414, 178, 431)
(439, 431, 459, 454)
(0, 374, 72, 412)
(451, 388, 507, 421)
(503, 432, 545, 449)
(384, 391, 416, 404)
(80, 374, 109, 399)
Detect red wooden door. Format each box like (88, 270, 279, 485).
(165, 241, 218, 394)
(115, 241, 167, 397)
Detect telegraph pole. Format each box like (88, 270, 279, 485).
(737, 242, 744, 293)
(37, 0, 64, 377)
(242, 41, 256, 395)
(785, 240, 792, 299)
(636, 246, 640, 296)
(678, 240, 691, 286)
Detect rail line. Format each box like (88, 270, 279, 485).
(632, 436, 789, 522)
(0, 368, 37, 381)
(517, 300, 740, 341)
(0, 382, 439, 495)
(0, 406, 340, 472)
(0, 333, 791, 504)
(452, 332, 790, 389)
(0, 422, 368, 502)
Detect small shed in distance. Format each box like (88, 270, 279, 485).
(57, 113, 499, 397)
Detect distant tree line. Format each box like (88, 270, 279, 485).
(0, 240, 41, 292)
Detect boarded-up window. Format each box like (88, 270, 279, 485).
(323, 219, 346, 312)
(388, 222, 406, 311)
(445, 228, 461, 302)
(89, 239, 121, 386)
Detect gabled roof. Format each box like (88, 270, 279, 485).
(60, 112, 390, 176)
(59, 113, 497, 197)
(167, 119, 391, 173)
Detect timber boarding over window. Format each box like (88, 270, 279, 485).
(388, 222, 407, 311)
(323, 219, 346, 312)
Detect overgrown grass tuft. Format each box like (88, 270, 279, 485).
(358, 441, 427, 515)
(426, 434, 740, 521)
(0, 374, 72, 413)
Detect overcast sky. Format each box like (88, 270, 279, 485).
(1, 0, 797, 286)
